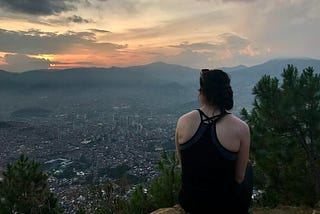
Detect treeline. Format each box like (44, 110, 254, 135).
(76, 152, 181, 214)
(0, 65, 319, 213)
(0, 152, 181, 214)
(242, 65, 320, 207)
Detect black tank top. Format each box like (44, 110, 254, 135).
(178, 109, 240, 213)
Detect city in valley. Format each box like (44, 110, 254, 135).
(0, 62, 203, 212)
(0, 100, 182, 212)
(1, 59, 318, 212)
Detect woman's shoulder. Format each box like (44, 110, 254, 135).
(225, 113, 250, 133)
(177, 109, 200, 123)
(176, 110, 202, 144)
(227, 113, 247, 123)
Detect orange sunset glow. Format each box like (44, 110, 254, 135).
(0, 0, 319, 72)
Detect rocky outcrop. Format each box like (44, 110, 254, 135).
(152, 205, 320, 214)
(150, 205, 187, 214)
(313, 201, 320, 214)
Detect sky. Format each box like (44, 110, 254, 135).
(0, 0, 319, 72)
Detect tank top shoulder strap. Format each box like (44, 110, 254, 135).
(197, 108, 230, 124)
(196, 109, 209, 122)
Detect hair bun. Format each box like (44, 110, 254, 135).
(200, 69, 233, 111)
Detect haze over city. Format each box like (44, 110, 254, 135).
(0, 0, 319, 72)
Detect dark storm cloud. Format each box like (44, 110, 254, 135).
(0, 0, 79, 15)
(0, 28, 127, 55)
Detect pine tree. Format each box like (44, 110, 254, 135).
(0, 155, 62, 214)
(127, 185, 154, 214)
(127, 151, 181, 213)
(149, 151, 181, 208)
(242, 65, 320, 206)
(76, 181, 129, 214)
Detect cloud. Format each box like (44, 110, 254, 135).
(156, 46, 266, 69)
(67, 15, 92, 23)
(231, 0, 320, 59)
(222, 0, 255, 2)
(52, 61, 96, 65)
(0, 0, 318, 70)
(157, 49, 215, 69)
(0, 54, 51, 72)
(46, 15, 94, 25)
(155, 33, 262, 68)
(171, 33, 250, 54)
(88, 29, 111, 33)
(218, 33, 250, 50)
(97, 0, 141, 13)
(0, 56, 5, 66)
(0, 28, 127, 55)
(0, 0, 79, 15)
(171, 42, 221, 51)
(196, 0, 256, 2)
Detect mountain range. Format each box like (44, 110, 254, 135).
(0, 58, 319, 118)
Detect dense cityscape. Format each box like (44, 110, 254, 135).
(0, 101, 180, 213)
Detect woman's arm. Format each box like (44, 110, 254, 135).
(174, 111, 199, 167)
(175, 119, 182, 167)
(235, 123, 250, 183)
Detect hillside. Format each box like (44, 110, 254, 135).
(0, 58, 319, 118)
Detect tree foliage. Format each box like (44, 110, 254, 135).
(127, 185, 155, 214)
(76, 152, 181, 214)
(242, 65, 320, 207)
(75, 180, 130, 214)
(0, 155, 61, 214)
(149, 151, 181, 208)
(127, 151, 181, 213)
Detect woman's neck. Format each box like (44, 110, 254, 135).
(200, 104, 221, 117)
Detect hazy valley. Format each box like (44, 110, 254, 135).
(0, 58, 320, 212)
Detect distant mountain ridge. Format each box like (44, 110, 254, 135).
(1, 57, 319, 76)
(0, 61, 198, 90)
(1, 57, 319, 72)
(0, 58, 319, 117)
(225, 57, 320, 112)
(219, 65, 248, 73)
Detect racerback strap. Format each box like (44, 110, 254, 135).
(197, 109, 230, 124)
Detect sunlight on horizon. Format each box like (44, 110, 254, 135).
(0, 0, 319, 72)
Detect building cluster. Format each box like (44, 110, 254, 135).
(0, 107, 178, 213)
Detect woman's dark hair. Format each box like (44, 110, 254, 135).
(200, 69, 233, 111)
